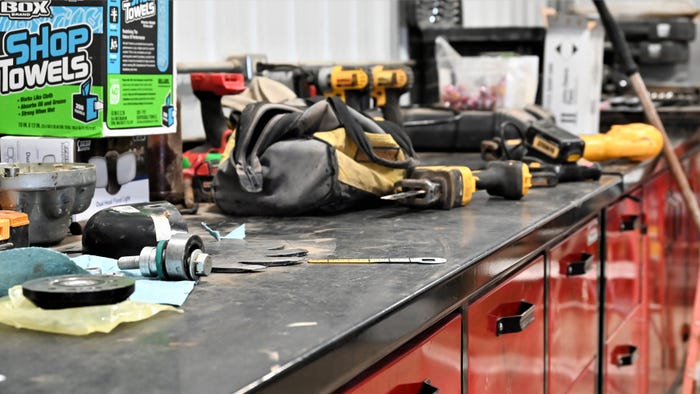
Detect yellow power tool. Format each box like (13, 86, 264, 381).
(370, 65, 414, 125)
(582, 123, 663, 162)
(322, 65, 370, 111)
(0, 210, 30, 250)
(382, 161, 531, 209)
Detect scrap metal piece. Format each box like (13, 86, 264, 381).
(22, 274, 135, 309)
(0, 163, 96, 245)
(200, 222, 221, 241)
(307, 257, 447, 265)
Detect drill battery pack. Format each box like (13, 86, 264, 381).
(524, 120, 585, 164)
(0, 211, 30, 249)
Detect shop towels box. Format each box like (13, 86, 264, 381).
(0, 0, 175, 138)
(0, 135, 148, 221)
(543, 15, 604, 135)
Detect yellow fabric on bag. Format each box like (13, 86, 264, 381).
(220, 129, 236, 163)
(314, 128, 408, 195)
(0, 285, 181, 336)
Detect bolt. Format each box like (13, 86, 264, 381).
(190, 249, 213, 276)
(117, 246, 158, 277)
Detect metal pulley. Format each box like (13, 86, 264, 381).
(22, 275, 135, 309)
(117, 233, 212, 280)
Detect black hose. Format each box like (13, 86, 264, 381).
(592, 0, 638, 76)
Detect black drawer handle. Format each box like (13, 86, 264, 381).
(420, 380, 439, 394)
(489, 301, 535, 336)
(620, 215, 640, 232)
(560, 253, 594, 276)
(612, 344, 638, 367)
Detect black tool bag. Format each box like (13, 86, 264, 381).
(212, 97, 416, 215)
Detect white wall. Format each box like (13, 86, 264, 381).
(175, 0, 400, 64)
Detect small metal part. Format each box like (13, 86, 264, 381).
(307, 257, 447, 265)
(117, 233, 212, 280)
(200, 222, 221, 241)
(3, 166, 19, 177)
(211, 263, 267, 273)
(84, 267, 103, 275)
(381, 189, 427, 201)
(22, 274, 135, 309)
(0, 163, 96, 245)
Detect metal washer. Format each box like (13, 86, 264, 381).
(22, 274, 135, 309)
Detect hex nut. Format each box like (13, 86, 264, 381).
(190, 249, 213, 276)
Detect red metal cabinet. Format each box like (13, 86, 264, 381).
(566, 359, 596, 393)
(643, 171, 691, 391)
(345, 313, 462, 394)
(605, 307, 644, 394)
(605, 193, 643, 337)
(468, 255, 545, 393)
(548, 219, 600, 393)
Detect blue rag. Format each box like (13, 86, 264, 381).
(71, 255, 195, 306)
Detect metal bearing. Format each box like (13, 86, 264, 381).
(164, 233, 204, 280)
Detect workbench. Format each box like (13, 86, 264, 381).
(1, 128, 699, 394)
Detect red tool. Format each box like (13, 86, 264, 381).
(183, 73, 245, 206)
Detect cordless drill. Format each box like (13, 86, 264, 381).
(370, 65, 414, 126)
(184, 73, 246, 205)
(319, 65, 371, 111)
(383, 161, 531, 209)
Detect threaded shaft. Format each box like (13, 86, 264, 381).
(117, 256, 140, 270)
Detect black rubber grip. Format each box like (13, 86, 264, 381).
(593, 0, 638, 76)
(474, 161, 524, 200)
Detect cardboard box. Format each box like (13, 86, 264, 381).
(0, 135, 149, 222)
(0, 136, 75, 163)
(0, 0, 175, 138)
(542, 15, 604, 135)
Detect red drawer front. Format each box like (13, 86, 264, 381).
(345, 313, 462, 394)
(605, 307, 643, 394)
(548, 219, 599, 394)
(644, 173, 689, 390)
(468, 256, 545, 394)
(605, 194, 643, 337)
(566, 358, 596, 394)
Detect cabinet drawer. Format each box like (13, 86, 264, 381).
(548, 219, 599, 394)
(605, 194, 643, 337)
(468, 256, 545, 393)
(345, 313, 462, 394)
(605, 307, 643, 394)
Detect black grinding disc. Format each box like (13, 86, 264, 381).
(22, 275, 136, 309)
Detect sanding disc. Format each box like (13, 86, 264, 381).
(22, 275, 135, 309)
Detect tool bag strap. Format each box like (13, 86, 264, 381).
(233, 102, 304, 192)
(326, 96, 415, 169)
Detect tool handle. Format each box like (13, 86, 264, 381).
(592, 0, 638, 76)
(556, 162, 602, 183)
(193, 90, 229, 149)
(344, 92, 367, 112)
(474, 161, 529, 200)
(381, 92, 403, 126)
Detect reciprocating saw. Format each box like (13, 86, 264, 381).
(382, 161, 532, 209)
